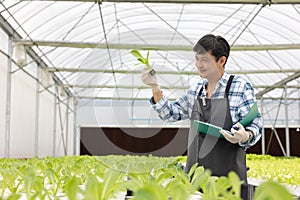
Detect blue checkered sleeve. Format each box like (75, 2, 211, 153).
(228, 76, 262, 149)
(150, 84, 201, 122)
(149, 72, 262, 149)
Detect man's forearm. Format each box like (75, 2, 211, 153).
(151, 85, 163, 103)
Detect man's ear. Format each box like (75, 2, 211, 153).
(218, 56, 227, 67)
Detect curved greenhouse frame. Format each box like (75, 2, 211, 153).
(0, 0, 299, 158)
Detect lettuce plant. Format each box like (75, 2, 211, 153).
(253, 181, 294, 200)
(131, 50, 151, 70)
(247, 154, 300, 186)
(0, 155, 297, 200)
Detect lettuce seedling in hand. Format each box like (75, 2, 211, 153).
(131, 49, 156, 75)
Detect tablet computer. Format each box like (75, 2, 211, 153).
(192, 120, 225, 138)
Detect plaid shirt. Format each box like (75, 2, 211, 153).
(150, 72, 262, 150)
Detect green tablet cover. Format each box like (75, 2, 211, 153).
(192, 102, 259, 138)
(192, 120, 224, 138)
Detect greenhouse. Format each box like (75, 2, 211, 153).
(0, 0, 300, 199)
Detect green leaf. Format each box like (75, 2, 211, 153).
(131, 49, 152, 70)
(131, 49, 144, 59)
(253, 181, 294, 200)
(7, 193, 21, 200)
(137, 58, 146, 64)
(215, 176, 231, 193)
(191, 167, 211, 193)
(187, 163, 199, 178)
(64, 177, 79, 200)
(228, 171, 242, 197)
(165, 179, 189, 200)
(84, 176, 99, 200)
(146, 51, 150, 62)
(133, 182, 168, 200)
(99, 170, 125, 200)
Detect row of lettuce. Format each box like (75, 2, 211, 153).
(0, 154, 298, 200)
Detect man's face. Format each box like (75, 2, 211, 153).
(195, 52, 224, 79)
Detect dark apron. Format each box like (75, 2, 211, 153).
(186, 75, 248, 200)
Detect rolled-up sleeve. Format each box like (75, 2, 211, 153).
(149, 84, 200, 123)
(150, 95, 190, 122)
(237, 81, 262, 149)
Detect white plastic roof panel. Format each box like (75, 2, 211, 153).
(0, 1, 299, 101)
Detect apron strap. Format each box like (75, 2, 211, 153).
(198, 75, 235, 97)
(198, 86, 204, 97)
(224, 75, 235, 98)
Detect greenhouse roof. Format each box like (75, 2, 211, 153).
(1, 0, 300, 102)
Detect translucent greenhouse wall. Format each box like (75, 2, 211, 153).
(77, 98, 300, 128)
(77, 100, 189, 127)
(0, 30, 75, 158)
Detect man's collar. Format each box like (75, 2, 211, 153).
(219, 72, 231, 87)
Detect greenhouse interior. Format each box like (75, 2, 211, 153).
(0, 0, 300, 199)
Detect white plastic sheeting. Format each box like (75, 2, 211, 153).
(0, 1, 299, 100)
(0, 1, 299, 157)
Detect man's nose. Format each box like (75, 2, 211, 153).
(196, 60, 203, 68)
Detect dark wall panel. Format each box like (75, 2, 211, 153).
(80, 127, 300, 157)
(80, 127, 188, 156)
(248, 128, 300, 156)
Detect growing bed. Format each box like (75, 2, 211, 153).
(0, 154, 299, 200)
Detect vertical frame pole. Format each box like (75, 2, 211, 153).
(34, 66, 40, 157)
(4, 37, 12, 158)
(53, 86, 57, 157)
(65, 95, 70, 155)
(284, 85, 290, 157)
(261, 97, 265, 155)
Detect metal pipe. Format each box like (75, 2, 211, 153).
(14, 0, 300, 5)
(72, 98, 78, 155)
(76, 95, 300, 101)
(256, 71, 300, 98)
(58, 83, 300, 90)
(47, 68, 300, 75)
(261, 97, 265, 155)
(73, 98, 80, 155)
(0, 49, 74, 112)
(285, 85, 290, 157)
(4, 38, 12, 158)
(273, 127, 287, 156)
(53, 86, 57, 157)
(15, 40, 300, 51)
(0, 15, 73, 97)
(34, 66, 41, 157)
(65, 96, 70, 155)
(61, 84, 189, 90)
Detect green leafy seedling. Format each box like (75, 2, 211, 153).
(253, 181, 294, 200)
(131, 49, 151, 70)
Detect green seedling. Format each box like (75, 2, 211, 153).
(131, 49, 156, 75)
(131, 49, 151, 70)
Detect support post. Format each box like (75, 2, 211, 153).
(261, 97, 265, 155)
(73, 98, 79, 155)
(65, 96, 70, 155)
(53, 86, 57, 157)
(284, 85, 290, 157)
(34, 66, 40, 157)
(4, 38, 12, 158)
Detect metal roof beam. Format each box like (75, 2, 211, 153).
(61, 84, 189, 90)
(0, 14, 73, 96)
(256, 72, 300, 97)
(48, 68, 300, 74)
(19, 0, 300, 4)
(60, 84, 300, 89)
(77, 96, 300, 101)
(15, 40, 300, 51)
